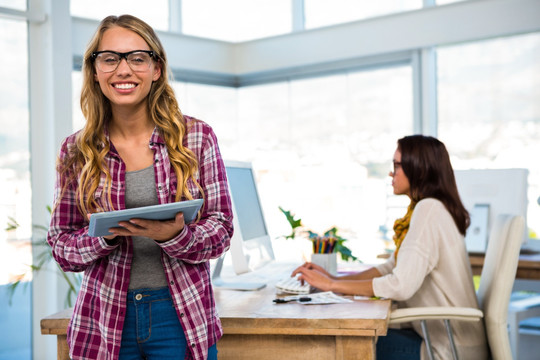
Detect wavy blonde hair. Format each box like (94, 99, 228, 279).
(58, 15, 202, 217)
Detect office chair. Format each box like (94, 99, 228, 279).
(389, 214, 525, 360)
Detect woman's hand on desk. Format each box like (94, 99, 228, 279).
(293, 262, 335, 278)
(291, 262, 334, 292)
(292, 261, 377, 297)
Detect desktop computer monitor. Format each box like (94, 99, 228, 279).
(211, 160, 275, 290)
(454, 168, 529, 253)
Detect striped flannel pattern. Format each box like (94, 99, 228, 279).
(47, 116, 233, 360)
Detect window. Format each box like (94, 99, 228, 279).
(170, 66, 413, 263)
(72, 72, 84, 131)
(304, 0, 421, 29)
(0, 17, 31, 360)
(273, 67, 413, 262)
(437, 32, 540, 243)
(0, 0, 25, 10)
(171, 82, 238, 144)
(70, 0, 169, 31)
(182, 0, 292, 42)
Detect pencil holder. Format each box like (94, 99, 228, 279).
(311, 253, 337, 275)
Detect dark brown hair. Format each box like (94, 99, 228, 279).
(398, 135, 470, 235)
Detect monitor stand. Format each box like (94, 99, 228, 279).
(211, 255, 267, 291)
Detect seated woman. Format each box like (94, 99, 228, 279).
(292, 135, 489, 360)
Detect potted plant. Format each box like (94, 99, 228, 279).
(5, 206, 81, 307)
(279, 206, 358, 262)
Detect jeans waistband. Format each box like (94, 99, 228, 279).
(126, 287, 171, 303)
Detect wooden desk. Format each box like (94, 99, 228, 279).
(215, 285, 390, 359)
(41, 270, 391, 360)
(40, 308, 71, 360)
(469, 253, 540, 280)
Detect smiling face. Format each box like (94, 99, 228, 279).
(390, 148, 411, 197)
(94, 26, 161, 112)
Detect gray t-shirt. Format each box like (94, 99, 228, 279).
(125, 165, 168, 290)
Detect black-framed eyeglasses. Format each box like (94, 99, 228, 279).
(91, 50, 157, 73)
(392, 161, 402, 173)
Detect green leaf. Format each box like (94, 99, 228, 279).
(6, 276, 31, 306)
(5, 204, 82, 308)
(278, 207, 303, 239)
(279, 207, 302, 229)
(323, 227, 338, 238)
(5, 216, 19, 231)
(335, 242, 359, 262)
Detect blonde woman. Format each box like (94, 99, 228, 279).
(47, 15, 232, 360)
(293, 135, 488, 360)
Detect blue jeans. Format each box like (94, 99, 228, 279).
(119, 287, 218, 360)
(376, 328, 422, 360)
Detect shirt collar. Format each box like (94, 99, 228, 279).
(149, 127, 166, 146)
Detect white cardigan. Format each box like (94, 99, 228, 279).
(373, 198, 489, 360)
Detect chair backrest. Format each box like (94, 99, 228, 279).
(476, 214, 525, 360)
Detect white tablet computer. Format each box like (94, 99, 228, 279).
(88, 199, 204, 237)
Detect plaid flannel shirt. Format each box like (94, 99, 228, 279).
(47, 116, 233, 360)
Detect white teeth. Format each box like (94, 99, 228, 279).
(114, 83, 136, 89)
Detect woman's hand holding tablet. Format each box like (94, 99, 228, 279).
(88, 199, 203, 237)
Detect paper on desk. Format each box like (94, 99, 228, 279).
(301, 291, 353, 305)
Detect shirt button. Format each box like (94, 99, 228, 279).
(191, 343, 196, 348)
(180, 313, 185, 318)
(170, 281, 174, 285)
(135, 294, 143, 301)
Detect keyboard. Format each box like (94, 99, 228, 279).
(275, 276, 311, 294)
